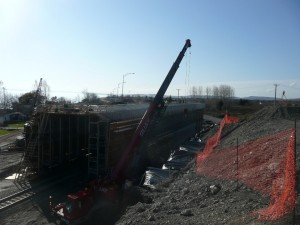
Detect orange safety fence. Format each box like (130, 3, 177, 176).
(255, 128, 296, 220)
(196, 114, 296, 220)
(197, 114, 239, 162)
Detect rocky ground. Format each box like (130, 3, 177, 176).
(0, 106, 299, 225)
(116, 106, 299, 225)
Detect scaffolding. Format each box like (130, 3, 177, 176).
(16, 102, 205, 180)
(88, 116, 108, 178)
(16, 107, 49, 181)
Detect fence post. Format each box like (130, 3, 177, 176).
(236, 137, 239, 190)
(294, 119, 297, 225)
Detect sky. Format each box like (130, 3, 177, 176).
(0, 0, 299, 101)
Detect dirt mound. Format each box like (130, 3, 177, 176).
(116, 106, 296, 225)
(220, 106, 291, 148)
(116, 163, 271, 225)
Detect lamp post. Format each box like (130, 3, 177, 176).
(122, 73, 135, 98)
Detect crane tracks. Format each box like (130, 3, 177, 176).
(0, 188, 35, 211)
(0, 174, 75, 212)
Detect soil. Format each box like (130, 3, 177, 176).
(0, 106, 299, 225)
(116, 106, 299, 225)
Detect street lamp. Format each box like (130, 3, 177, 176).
(122, 73, 135, 97)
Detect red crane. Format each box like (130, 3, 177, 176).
(50, 39, 192, 224)
(113, 39, 191, 181)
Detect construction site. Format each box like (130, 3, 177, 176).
(0, 39, 299, 225)
(1, 103, 300, 225)
(18, 102, 204, 179)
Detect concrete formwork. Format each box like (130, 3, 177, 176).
(23, 102, 204, 178)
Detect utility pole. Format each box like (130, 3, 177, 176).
(176, 89, 180, 101)
(274, 84, 279, 107)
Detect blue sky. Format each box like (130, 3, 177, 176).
(0, 0, 299, 100)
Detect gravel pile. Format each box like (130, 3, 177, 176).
(117, 166, 271, 225)
(116, 106, 297, 225)
(220, 106, 292, 148)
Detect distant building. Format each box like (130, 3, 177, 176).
(0, 112, 27, 126)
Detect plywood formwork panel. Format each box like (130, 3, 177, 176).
(107, 118, 141, 169)
(25, 103, 204, 177)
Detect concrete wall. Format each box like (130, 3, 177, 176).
(26, 103, 204, 176)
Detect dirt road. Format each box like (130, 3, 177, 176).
(0, 130, 23, 149)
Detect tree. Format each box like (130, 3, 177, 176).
(81, 90, 101, 104)
(0, 81, 17, 109)
(18, 91, 35, 105)
(217, 100, 224, 110)
(190, 86, 197, 98)
(239, 99, 249, 106)
(41, 80, 50, 101)
(189, 85, 204, 101)
(205, 86, 212, 100)
(198, 86, 203, 97)
(166, 95, 173, 103)
(33, 79, 50, 103)
(212, 86, 219, 99)
(17, 79, 51, 107)
(0, 81, 4, 108)
(218, 84, 235, 108)
(50, 96, 70, 104)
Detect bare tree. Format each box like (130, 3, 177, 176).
(219, 84, 235, 100)
(33, 79, 50, 103)
(191, 84, 234, 106)
(205, 86, 212, 100)
(5, 93, 17, 109)
(197, 86, 203, 97)
(215, 84, 235, 109)
(82, 89, 100, 104)
(0, 81, 3, 108)
(190, 86, 197, 98)
(0, 81, 11, 109)
(219, 85, 227, 100)
(212, 86, 219, 99)
(41, 80, 50, 101)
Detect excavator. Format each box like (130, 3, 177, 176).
(50, 39, 192, 224)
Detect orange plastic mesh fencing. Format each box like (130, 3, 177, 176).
(197, 114, 239, 162)
(196, 115, 296, 220)
(255, 129, 296, 220)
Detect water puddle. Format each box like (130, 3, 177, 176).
(5, 173, 20, 180)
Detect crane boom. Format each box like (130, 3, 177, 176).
(113, 39, 191, 180)
(50, 40, 192, 224)
(33, 78, 43, 108)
